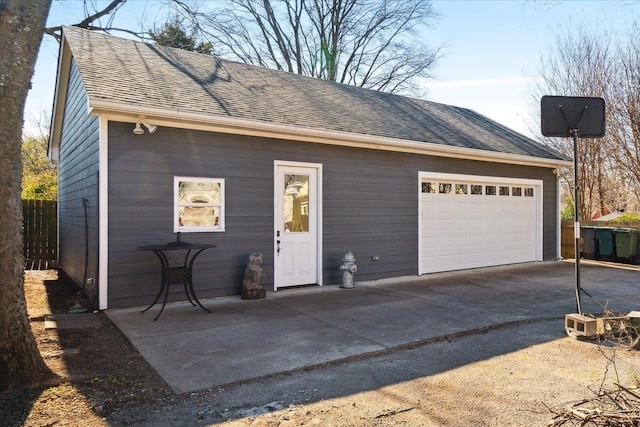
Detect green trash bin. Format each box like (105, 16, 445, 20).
(614, 228, 639, 262)
(580, 226, 597, 259)
(595, 227, 616, 260)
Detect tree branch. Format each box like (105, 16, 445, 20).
(45, 0, 131, 42)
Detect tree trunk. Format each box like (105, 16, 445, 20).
(0, 0, 53, 390)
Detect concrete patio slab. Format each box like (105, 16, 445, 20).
(107, 298, 301, 340)
(106, 260, 640, 394)
(131, 315, 384, 393)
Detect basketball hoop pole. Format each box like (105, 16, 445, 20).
(571, 128, 582, 315)
(560, 104, 587, 316)
(541, 96, 605, 316)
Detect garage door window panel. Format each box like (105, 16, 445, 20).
(455, 184, 468, 194)
(439, 183, 452, 194)
(422, 182, 436, 193)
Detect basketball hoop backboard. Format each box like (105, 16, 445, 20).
(541, 96, 605, 138)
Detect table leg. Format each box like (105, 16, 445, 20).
(141, 249, 177, 320)
(187, 248, 212, 314)
(154, 276, 172, 321)
(141, 281, 165, 314)
(187, 280, 212, 313)
(183, 282, 196, 306)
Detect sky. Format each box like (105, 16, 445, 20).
(25, 0, 640, 138)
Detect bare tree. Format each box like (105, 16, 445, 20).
(533, 29, 616, 220)
(0, 0, 54, 390)
(534, 22, 640, 219)
(171, 0, 442, 95)
(609, 25, 640, 210)
(44, 0, 140, 40)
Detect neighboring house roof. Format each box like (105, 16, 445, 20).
(50, 26, 569, 167)
(591, 204, 613, 220)
(593, 212, 622, 221)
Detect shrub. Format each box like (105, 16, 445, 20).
(614, 213, 640, 223)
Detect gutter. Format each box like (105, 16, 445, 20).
(88, 98, 572, 169)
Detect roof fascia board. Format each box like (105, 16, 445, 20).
(90, 99, 572, 169)
(48, 34, 73, 162)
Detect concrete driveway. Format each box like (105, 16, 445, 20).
(106, 260, 640, 394)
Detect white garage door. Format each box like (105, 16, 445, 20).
(419, 172, 543, 274)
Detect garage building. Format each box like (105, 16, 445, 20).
(49, 27, 570, 309)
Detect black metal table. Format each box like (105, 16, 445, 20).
(137, 236, 215, 320)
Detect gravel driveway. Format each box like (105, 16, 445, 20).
(107, 317, 640, 426)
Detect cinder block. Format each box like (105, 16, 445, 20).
(565, 313, 597, 337)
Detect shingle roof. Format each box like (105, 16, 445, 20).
(61, 26, 565, 161)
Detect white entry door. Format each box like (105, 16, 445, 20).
(274, 162, 322, 289)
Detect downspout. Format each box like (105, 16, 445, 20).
(81, 198, 92, 308)
(69, 197, 91, 314)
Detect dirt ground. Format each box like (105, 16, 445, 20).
(1, 270, 172, 427)
(2, 269, 640, 426)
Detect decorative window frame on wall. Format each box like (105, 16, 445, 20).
(174, 176, 225, 233)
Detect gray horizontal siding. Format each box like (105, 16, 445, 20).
(107, 121, 558, 308)
(57, 58, 100, 300)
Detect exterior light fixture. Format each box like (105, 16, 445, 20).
(133, 122, 144, 135)
(143, 123, 157, 134)
(133, 120, 158, 135)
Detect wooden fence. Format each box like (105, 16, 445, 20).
(560, 220, 576, 259)
(560, 219, 640, 261)
(23, 199, 57, 270)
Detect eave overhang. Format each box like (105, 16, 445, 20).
(48, 34, 72, 163)
(87, 98, 571, 169)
